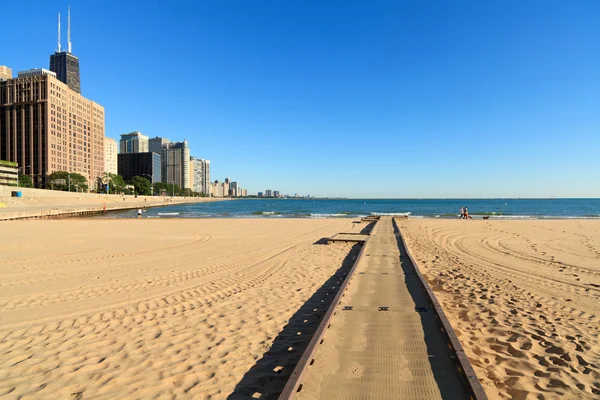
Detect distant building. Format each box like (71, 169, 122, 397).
(49, 52, 80, 94)
(258, 192, 263, 197)
(211, 180, 223, 197)
(149, 136, 170, 154)
(0, 68, 105, 188)
(273, 191, 280, 198)
(0, 66, 12, 80)
(161, 140, 190, 189)
(230, 181, 238, 197)
(104, 137, 118, 175)
(200, 159, 210, 195)
(222, 180, 229, 197)
(120, 132, 149, 154)
(117, 152, 161, 184)
(49, 8, 81, 93)
(188, 158, 195, 193)
(190, 157, 211, 195)
(265, 189, 273, 197)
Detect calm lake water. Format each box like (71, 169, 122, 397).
(99, 198, 600, 219)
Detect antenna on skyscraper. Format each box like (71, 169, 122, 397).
(58, 13, 61, 52)
(68, 6, 72, 53)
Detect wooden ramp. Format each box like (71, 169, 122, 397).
(327, 233, 369, 244)
(280, 216, 486, 400)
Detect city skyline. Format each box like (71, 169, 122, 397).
(1, 1, 599, 198)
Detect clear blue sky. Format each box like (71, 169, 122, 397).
(2, 1, 599, 198)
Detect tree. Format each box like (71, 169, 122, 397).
(18, 174, 33, 188)
(131, 176, 152, 196)
(48, 171, 88, 192)
(103, 173, 126, 194)
(153, 182, 181, 196)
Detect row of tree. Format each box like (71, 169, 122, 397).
(14, 171, 208, 197)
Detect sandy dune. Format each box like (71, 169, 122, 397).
(397, 219, 600, 399)
(0, 219, 361, 399)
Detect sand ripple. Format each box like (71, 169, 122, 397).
(0, 219, 357, 399)
(399, 219, 600, 399)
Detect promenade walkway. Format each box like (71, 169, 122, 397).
(292, 216, 471, 399)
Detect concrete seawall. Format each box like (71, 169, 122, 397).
(0, 186, 225, 221)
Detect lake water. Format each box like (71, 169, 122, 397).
(99, 198, 600, 219)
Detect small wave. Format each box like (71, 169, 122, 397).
(488, 215, 534, 219)
(157, 212, 180, 216)
(310, 213, 347, 218)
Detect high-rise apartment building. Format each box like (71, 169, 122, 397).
(104, 137, 118, 175)
(161, 140, 190, 189)
(188, 158, 195, 193)
(230, 181, 238, 197)
(265, 189, 273, 197)
(49, 8, 81, 93)
(211, 180, 223, 197)
(0, 69, 105, 188)
(222, 180, 229, 198)
(190, 157, 211, 195)
(120, 132, 149, 154)
(149, 136, 170, 154)
(201, 159, 210, 195)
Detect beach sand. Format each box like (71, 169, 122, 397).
(397, 219, 600, 399)
(0, 218, 361, 399)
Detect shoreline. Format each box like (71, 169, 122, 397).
(0, 190, 230, 221)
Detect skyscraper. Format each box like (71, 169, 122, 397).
(202, 159, 210, 195)
(161, 140, 190, 189)
(190, 157, 211, 195)
(49, 8, 81, 94)
(119, 132, 149, 153)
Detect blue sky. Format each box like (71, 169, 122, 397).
(2, 1, 599, 197)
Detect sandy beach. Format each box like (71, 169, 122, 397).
(2, 218, 599, 399)
(397, 219, 600, 399)
(0, 218, 361, 399)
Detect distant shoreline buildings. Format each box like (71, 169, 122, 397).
(0, 8, 283, 197)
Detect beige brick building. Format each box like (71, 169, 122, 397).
(0, 66, 12, 80)
(0, 68, 104, 189)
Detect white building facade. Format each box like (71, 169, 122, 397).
(104, 137, 118, 175)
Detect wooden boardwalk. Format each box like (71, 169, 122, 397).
(281, 216, 485, 399)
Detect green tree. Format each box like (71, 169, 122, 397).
(103, 173, 126, 194)
(48, 171, 88, 192)
(131, 176, 152, 196)
(153, 182, 181, 196)
(18, 174, 33, 188)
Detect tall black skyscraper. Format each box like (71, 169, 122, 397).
(50, 7, 81, 93)
(50, 52, 80, 93)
